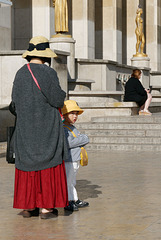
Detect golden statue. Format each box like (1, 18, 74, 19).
(133, 7, 147, 57)
(53, 0, 69, 34)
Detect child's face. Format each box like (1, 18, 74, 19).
(64, 111, 79, 125)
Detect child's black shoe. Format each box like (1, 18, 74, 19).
(75, 199, 89, 208)
(64, 201, 79, 211)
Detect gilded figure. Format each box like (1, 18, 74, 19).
(53, 0, 68, 33)
(134, 7, 147, 57)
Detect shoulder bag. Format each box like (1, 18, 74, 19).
(6, 101, 16, 164)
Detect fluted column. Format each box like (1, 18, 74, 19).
(146, 0, 159, 71)
(72, 0, 95, 59)
(32, 0, 50, 39)
(102, 0, 117, 61)
(126, 0, 139, 65)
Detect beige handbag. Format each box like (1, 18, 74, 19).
(64, 126, 88, 166)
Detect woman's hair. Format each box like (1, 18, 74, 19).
(25, 56, 51, 66)
(131, 69, 141, 79)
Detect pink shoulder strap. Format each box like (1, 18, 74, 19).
(27, 63, 41, 90)
(27, 63, 63, 121)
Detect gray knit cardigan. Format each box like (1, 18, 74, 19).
(12, 63, 68, 171)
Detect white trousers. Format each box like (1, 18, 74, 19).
(65, 161, 80, 201)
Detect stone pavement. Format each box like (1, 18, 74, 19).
(1, 145, 161, 239)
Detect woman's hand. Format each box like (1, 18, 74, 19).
(145, 89, 150, 93)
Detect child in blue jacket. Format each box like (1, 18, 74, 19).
(61, 100, 89, 211)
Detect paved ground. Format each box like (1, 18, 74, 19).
(1, 144, 161, 240)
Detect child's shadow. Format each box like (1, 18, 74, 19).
(61, 180, 102, 216)
(76, 179, 102, 200)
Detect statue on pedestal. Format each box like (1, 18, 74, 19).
(133, 7, 147, 57)
(53, 0, 69, 34)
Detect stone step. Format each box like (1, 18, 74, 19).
(76, 100, 161, 121)
(76, 122, 161, 130)
(86, 143, 161, 151)
(0, 142, 6, 153)
(80, 129, 161, 137)
(88, 136, 161, 144)
(91, 115, 161, 123)
(76, 115, 161, 151)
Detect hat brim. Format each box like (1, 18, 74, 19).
(22, 48, 57, 58)
(62, 108, 84, 115)
(72, 109, 84, 115)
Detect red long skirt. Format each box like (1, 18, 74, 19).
(13, 161, 68, 209)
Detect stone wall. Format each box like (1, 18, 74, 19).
(0, 51, 68, 106)
(0, 51, 25, 105)
(75, 58, 150, 91)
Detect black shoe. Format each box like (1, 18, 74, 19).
(22, 208, 39, 218)
(40, 209, 58, 219)
(64, 201, 79, 211)
(75, 200, 89, 208)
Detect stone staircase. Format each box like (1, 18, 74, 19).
(76, 114, 161, 152)
(1, 115, 161, 153)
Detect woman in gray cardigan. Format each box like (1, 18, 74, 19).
(11, 36, 68, 219)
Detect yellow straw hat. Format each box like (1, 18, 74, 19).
(22, 36, 57, 59)
(61, 100, 84, 115)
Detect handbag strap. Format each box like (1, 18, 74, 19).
(27, 63, 64, 121)
(27, 63, 41, 90)
(64, 125, 77, 138)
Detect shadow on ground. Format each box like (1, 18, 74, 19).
(59, 180, 102, 216)
(76, 179, 102, 200)
(0, 152, 6, 158)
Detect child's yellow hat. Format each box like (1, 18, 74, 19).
(61, 100, 83, 115)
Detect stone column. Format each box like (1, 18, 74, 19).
(32, 0, 50, 39)
(146, 0, 158, 71)
(126, 0, 139, 65)
(72, 0, 95, 59)
(0, 3, 12, 50)
(116, 0, 122, 63)
(11, 0, 32, 50)
(102, 0, 117, 61)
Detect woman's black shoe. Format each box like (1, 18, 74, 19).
(22, 208, 39, 218)
(40, 209, 58, 219)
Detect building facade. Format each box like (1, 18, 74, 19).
(1, 0, 161, 139)
(0, 0, 161, 71)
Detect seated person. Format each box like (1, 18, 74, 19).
(124, 69, 152, 115)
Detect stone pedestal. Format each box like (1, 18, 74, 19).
(131, 56, 150, 68)
(51, 51, 68, 94)
(131, 56, 151, 88)
(50, 36, 76, 81)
